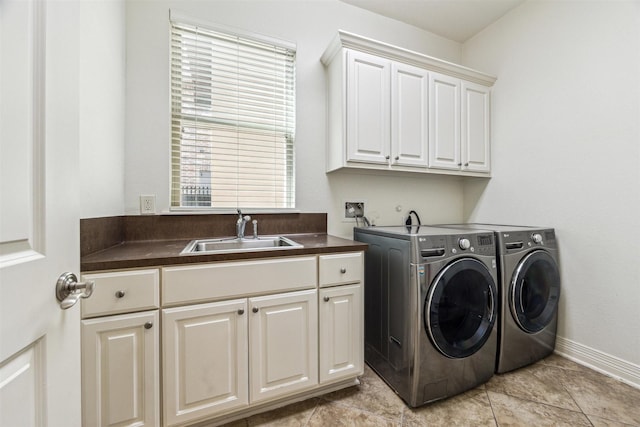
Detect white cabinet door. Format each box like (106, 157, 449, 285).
(392, 63, 429, 168)
(319, 284, 364, 384)
(249, 289, 318, 403)
(462, 81, 491, 173)
(82, 311, 159, 427)
(429, 72, 461, 170)
(346, 49, 391, 165)
(163, 300, 248, 427)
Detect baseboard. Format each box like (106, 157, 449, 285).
(555, 335, 640, 390)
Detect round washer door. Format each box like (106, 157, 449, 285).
(510, 250, 560, 333)
(424, 258, 497, 359)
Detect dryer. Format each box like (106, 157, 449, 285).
(354, 226, 498, 406)
(441, 224, 561, 373)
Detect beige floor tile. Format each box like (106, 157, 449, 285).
(402, 388, 497, 427)
(244, 397, 320, 427)
(308, 399, 400, 427)
(488, 390, 592, 426)
(218, 398, 319, 427)
(538, 354, 591, 372)
(320, 365, 406, 422)
(558, 367, 640, 426)
(219, 356, 639, 427)
(219, 419, 249, 427)
(587, 414, 639, 427)
(486, 362, 581, 411)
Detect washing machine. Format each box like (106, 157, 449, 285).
(354, 225, 499, 407)
(440, 224, 561, 373)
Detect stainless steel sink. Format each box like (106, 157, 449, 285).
(180, 236, 303, 255)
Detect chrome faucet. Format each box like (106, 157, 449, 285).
(236, 209, 251, 239)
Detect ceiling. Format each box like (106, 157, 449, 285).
(339, 0, 525, 43)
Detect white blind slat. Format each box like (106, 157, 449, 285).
(170, 20, 295, 209)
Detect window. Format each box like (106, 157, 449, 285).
(170, 19, 296, 209)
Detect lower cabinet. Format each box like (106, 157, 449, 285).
(319, 283, 363, 384)
(81, 310, 159, 427)
(162, 289, 318, 426)
(81, 252, 363, 427)
(162, 299, 249, 426)
(249, 290, 318, 403)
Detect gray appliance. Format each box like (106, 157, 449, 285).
(354, 225, 499, 407)
(440, 224, 561, 373)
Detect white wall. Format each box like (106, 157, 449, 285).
(77, 0, 640, 385)
(124, 0, 466, 237)
(79, 0, 126, 218)
(462, 1, 640, 370)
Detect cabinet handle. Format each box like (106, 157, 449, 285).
(115, 290, 125, 298)
(144, 322, 153, 330)
(324, 296, 330, 302)
(252, 307, 259, 313)
(340, 268, 347, 274)
(464, 162, 469, 167)
(385, 155, 390, 160)
(457, 162, 462, 166)
(237, 309, 244, 315)
(395, 156, 399, 161)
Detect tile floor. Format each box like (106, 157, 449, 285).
(223, 354, 640, 426)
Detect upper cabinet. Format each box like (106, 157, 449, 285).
(461, 81, 491, 173)
(345, 49, 391, 165)
(392, 62, 430, 168)
(321, 31, 496, 177)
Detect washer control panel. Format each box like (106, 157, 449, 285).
(458, 238, 471, 250)
(417, 233, 495, 257)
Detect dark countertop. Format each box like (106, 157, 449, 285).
(81, 233, 368, 272)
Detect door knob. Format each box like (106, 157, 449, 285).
(56, 272, 95, 310)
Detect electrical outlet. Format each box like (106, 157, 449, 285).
(140, 195, 156, 215)
(344, 201, 365, 218)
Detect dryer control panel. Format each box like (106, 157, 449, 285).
(501, 229, 556, 254)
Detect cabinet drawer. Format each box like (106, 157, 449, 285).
(319, 252, 363, 287)
(81, 269, 160, 318)
(162, 256, 317, 306)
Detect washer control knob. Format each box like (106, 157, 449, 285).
(532, 233, 543, 244)
(458, 238, 471, 250)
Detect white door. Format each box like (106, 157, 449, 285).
(0, 1, 82, 426)
(162, 300, 249, 427)
(429, 72, 461, 170)
(319, 284, 364, 384)
(82, 311, 159, 427)
(346, 49, 391, 165)
(249, 289, 318, 403)
(391, 63, 429, 168)
(461, 81, 491, 173)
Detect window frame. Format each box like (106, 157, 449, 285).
(169, 11, 297, 212)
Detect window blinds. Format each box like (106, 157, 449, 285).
(170, 21, 296, 209)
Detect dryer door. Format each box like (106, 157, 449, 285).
(425, 258, 497, 358)
(510, 250, 561, 333)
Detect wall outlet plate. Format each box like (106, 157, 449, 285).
(344, 201, 365, 218)
(140, 195, 156, 215)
